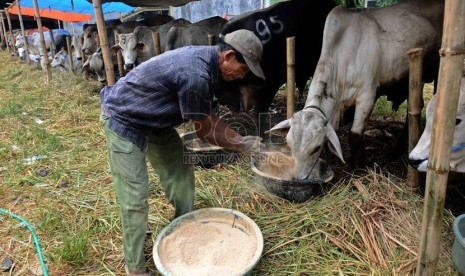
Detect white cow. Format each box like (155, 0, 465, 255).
(409, 78, 465, 172)
(50, 49, 83, 74)
(18, 47, 52, 70)
(82, 48, 106, 84)
(269, 0, 444, 179)
(15, 29, 70, 55)
(110, 18, 191, 71)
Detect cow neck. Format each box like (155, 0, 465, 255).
(302, 105, 326, 120)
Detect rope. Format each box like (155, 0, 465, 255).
(451, 143, 465, 152)
(0, 208, 49, 276)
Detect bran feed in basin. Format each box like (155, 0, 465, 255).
(153, 208, 263, 276)
(251, 152, 334, 203)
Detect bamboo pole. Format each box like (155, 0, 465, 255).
(415, 0, 465, 274)
(17, 0, 30, 63)
(5, 8, 14, 53)
(0, 12, 5, 50)
(0, 12, 9, 52)
(66, 36, 74, 73)
(406, 48, 423, 188)
(152, 31, 161, 56)
(114, 31, 124, 77)
(92, 0, 115, 85)
(80, 35, 88, 80)
(32, 0, 51, 83)
(286, 36, 295, 119)
(48, 29, 56, 57)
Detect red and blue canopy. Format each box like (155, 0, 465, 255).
(8, 0, 135, 22)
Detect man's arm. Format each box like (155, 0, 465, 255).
(192, 113, 262, 153)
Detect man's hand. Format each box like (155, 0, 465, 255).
(240, 135, 266, 154)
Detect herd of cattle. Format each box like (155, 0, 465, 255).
(4, 0, 465, 177)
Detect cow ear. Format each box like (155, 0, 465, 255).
(110, 45, 120, 55)
(137, 42, 145, 51)
(266, 119, 291, 137)
(326, 124, 345, 163)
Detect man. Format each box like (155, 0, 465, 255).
(100, 29, 266, 276)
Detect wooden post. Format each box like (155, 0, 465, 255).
(5, 8, 14, 52)
(114, 31, 125, 77)
(208, 34, 216, 46)
(17, 1, 30, 63)
(0, 12, 10, 52)
(0, 12, 9, 52)
(92, 0, 116, 85)
(286, 36, 296, 119)
(0, 13, 5, 50)
(32, 0, 52, 83)
(152, 31, 161, 56)
(48, 29, 56, 57)
(66, 36, 74, 73)
(415, 0, 465, 274)
(81, 35, 88, 80)
(406, 48, 423, 188)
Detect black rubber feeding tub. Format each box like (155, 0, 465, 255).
(180, 131, 240, 168)
(250, 153, 334, 203)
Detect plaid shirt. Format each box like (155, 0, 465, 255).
(101, 45, 220, 150)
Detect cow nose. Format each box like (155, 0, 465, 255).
(124, 63, 134, 71)
(409, 158, 426, 167)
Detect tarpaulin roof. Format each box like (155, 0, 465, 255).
(93, 0, 200, 7)
(7, 0, 135, 22)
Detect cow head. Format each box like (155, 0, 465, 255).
(82, 48, 106, 84)
(15, 34, 24, 48)
(409, 79, 465, 172)
(82, 24, 99, 55)
(51, 49, 70, 73)
(111, 32, 144, 72)
(268, 106, 344, 180)
(18, 47, 26, 60)
(71, 33, 83, 60)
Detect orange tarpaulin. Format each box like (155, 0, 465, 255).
(8, 6, 92, 22)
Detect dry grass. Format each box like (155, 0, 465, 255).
(0, 51, 458, 275)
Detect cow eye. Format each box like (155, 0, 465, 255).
(456, 118, 462, 125)
(310, 145, 321, 155)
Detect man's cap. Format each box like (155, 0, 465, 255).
(224, 29, 266, 80)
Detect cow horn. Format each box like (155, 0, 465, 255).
(326, 124, 345, 163)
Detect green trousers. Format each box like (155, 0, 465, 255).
(102, 118, 194, 273)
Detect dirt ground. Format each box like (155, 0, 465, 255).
(217, 92, 465, 217)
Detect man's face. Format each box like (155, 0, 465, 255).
(219, 52, 250, 81)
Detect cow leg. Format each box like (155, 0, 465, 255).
(348, 131, 365, 169)
(349, 93, 376, 168)
(387, 114, 409, 160)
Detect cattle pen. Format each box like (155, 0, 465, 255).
(0, 51, 462, 275)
